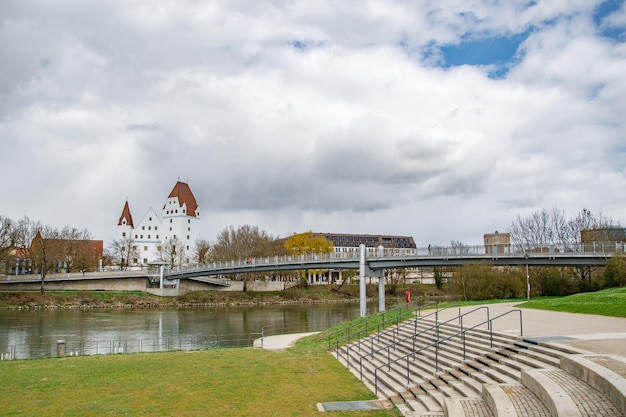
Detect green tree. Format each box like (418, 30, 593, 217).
(604, 255, 626, 288)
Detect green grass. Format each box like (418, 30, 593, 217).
(518, 287, 626, 317)
(0, 336, 401, 417)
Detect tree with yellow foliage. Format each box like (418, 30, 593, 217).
(284, 232, 333, 287)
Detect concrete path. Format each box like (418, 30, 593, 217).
(431, 302, 626, 357)
(254, 332, 319, 351)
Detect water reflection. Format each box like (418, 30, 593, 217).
(0, 302, 378, 358)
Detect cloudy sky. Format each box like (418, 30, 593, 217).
(1, 0, 625, 248)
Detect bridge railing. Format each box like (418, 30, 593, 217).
(168, 241, 622, 276)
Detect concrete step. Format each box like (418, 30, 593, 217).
(444, 397, 494, 417)
(560, 354, 626, 416)
(482, 383, 551, 416)
(521, 368, 624, 417)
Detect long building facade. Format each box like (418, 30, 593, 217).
(116, 181, 200, 266)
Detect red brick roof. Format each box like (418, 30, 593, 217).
(166, 181, 199, 217)
(117, 200, 134, 227)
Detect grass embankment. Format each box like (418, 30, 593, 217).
(519, 286, 626, 317)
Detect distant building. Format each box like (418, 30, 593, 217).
(313, 232, 417, 256)
(23, 231, 103, 274)
(483, 231, 510, 255)
(581, 227, 626, 243)
(117, 180, 200, 266)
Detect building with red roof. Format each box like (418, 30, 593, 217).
(116, 181, 201, 266)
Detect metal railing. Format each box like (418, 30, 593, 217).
(326, 300, 430, 351)
(358, 306, 489, 380)
(371, 309, 523, 394)
(172, 241, 623, 271)
(0, 333, 262, 361)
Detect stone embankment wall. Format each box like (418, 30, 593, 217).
(0, 275, 298, 294)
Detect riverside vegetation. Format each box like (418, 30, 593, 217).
(0, 284, 442, 309)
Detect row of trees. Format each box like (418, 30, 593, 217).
(0, 215, 99, 293)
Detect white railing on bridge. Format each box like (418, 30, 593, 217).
(169, 241, 624, 275)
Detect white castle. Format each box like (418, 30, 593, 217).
(116, 181, 200, 266)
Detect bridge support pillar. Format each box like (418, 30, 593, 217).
(359, 244, 366, 317)
(378, 245, 385, 313)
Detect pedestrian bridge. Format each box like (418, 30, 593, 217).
(165, 242, 621, 280)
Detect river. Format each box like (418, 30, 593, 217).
(0, 301, 380, 359)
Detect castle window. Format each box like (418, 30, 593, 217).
(143, 258, 148, 264)
(156, 235, 159, 239)
(155, 226, 158, 231)
(148, 226, 151, 230)
(148, 235, 150, 239)
(183, 209, 185, 213)
(135, 235, 138, 239)
(149, 217, 152, 221)
(175, 210, 178, 213)
(169, 227, 172, 231)
(166, 210, 169, 214)
(187, 227, 190, 231)
(140, 235, 143, 239)
(122, 232, 126, 237)
(173, 235, 177, 239)
(170, 219, 172, 223)
(187, 235, 190, 240)
(188, 219, 191, 224)
(186, 246, 190, 250)
(142, 226, 145, 230)
(144, 246, 148, 251)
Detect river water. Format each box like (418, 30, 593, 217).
(0, 301, 380, 359)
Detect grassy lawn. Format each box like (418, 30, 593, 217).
(518, 286, 626, 317)
(0, 331, 401, 417)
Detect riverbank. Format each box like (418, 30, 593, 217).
(0, 286, 437, 310)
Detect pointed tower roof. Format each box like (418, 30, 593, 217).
(118, 200, 135, 227)
(166, 181, 199, 217)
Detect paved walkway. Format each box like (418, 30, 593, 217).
(258, 304, 626, 357)
(254, 332, 319, 350)
(430, 302, 626, 357)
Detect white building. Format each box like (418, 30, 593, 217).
(116, 181, 200, 266)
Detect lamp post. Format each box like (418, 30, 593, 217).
(524, 253, 530, 301)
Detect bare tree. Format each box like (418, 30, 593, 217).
(212, 225, 276, 290)
(0, 215, 15, 273)
(212, 225, 276, 261)
(449, 240, 470, 255)
(508, 207, 568, 250)
(28, 226, 64, 293)
(109, 237, 139, 270)
(60, 226, 98, 273)
(509, 207, 621, 288)
(157, 237, 186, 269)
(192, 238, 212, 267)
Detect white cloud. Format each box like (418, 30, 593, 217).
(0, 0, 624, 248)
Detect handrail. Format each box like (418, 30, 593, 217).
(360, 305, 489, 380)
(372, 308, 523, 395)
(327, 300, 422, 350)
